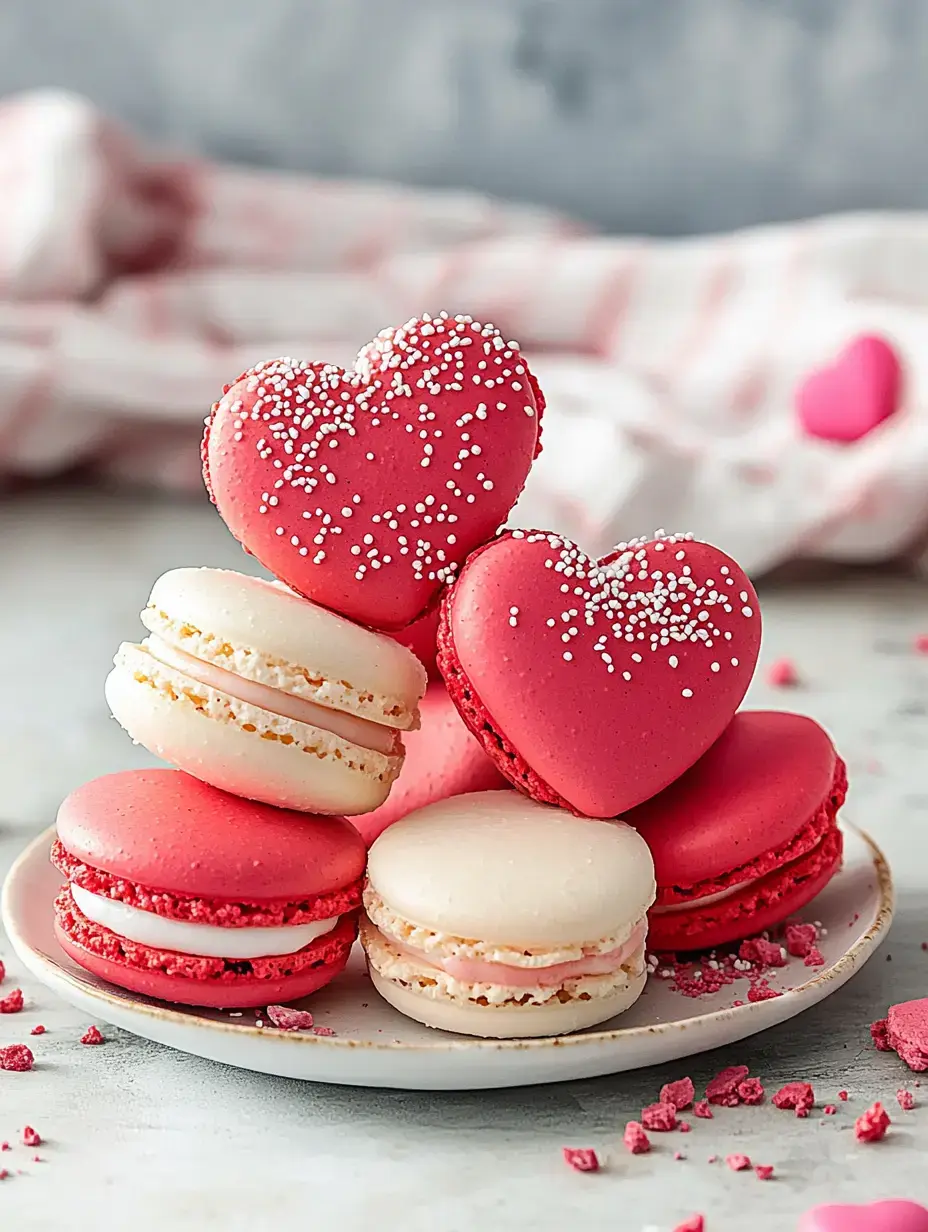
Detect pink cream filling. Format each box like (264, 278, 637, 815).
(145, 637, 399, 755)
(388, 919, 647, 988)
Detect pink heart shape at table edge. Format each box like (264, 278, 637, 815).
(798, 1200, 928, 1232)
(796, 334, 902, 444)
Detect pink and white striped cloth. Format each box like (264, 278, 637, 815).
(3, 90, 928, 576)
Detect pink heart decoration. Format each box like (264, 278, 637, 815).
(796, 334, 902, 444)
(799, 1201, 928, 1232)
(203, 314, 543, 630)
(440, 529, 762, 817)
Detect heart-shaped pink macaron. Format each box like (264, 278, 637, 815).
(796, 334, 902, 444)
(798, 1201, 928, 1232)
(439, 529, 761, 817)
(202, 314, 543, 630)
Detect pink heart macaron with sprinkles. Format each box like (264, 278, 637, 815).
(202, 313, 544, 631)
(438, 528, 761, 818)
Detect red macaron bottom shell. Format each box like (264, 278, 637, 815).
(647, 823, 843, 952)
(51, 840, 361, 928)
(54, 887, 357, 1009)
(436, 582, 575, 814)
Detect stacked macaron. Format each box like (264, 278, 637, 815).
(54, 310, 849, 1039)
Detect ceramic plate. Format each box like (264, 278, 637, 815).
(1, 822, 893, 1091)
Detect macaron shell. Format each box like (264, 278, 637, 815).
(388, 607, 440, 680)
(798, 1201, 928, 1232)
(366, 790, 655, 944)
(56, 919, 353, 1010)
(628, 711, 839, 888)
(647, 822, 843, 951)
(368, 964, 646, 1039)
(104, 657, 400, 816)
(56, 769, 366, 901)
(202, 319, 544, 630)
(440, 531, 761, 818)
(352, 685, 508, 845)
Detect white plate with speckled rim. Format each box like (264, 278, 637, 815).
(1, 822, 893, 1090)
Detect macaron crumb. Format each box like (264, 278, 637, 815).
(312, 1026, 336, 1037)
(773, 1082, 815, 1116)
(765, 658, 799, 687)
(22, 1127, 40, 1148)
(641, 1102, 678, 1132)
(914, 634, 928, 654)
(674, 1217, 704, 1232)
(693, 1101, 713, 1119)
(897, 1089, 915, 1111)
(80, 1025, 104, 1046)
(706, 1065, 749, 1106)
(803, 947, 825, 968)
(784, 923, 819, 958)
(1, 1143, 10, 1151)
(739, 938, 786, 968)
(725, 1154, 751, 1172)
(674, 1151, 685, 1161)
(823, 1105, 837, 1116)
(660, 1076, 695, 1110)
(754, 1165, 775, 1181)
(0, 989, 24, 1013)
(737, 1077, 765, 1105)
(562, 1147, 599, 1172)
(855, 1102, 891, 1143)
(679, 1122, 691, 1133)
(0, 958, 5, 983)
(29, 1025, 46, 1036)
(838, 1091, 849, 1101)
(623, 1122, 651, 1154)
(266, 1005, 314, 1032)
(0, 1044, 34, 1071)
(748, 983, 781, 1002)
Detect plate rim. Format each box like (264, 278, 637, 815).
(2, 821, 895, 1055)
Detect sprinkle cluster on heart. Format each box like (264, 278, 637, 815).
(203, 313, 543, 630)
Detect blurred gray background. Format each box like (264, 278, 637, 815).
(0, 0, 925, 235)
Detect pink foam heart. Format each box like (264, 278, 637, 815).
(203, 314, 543, 630)
(439, 529, 761, 817)
(796, 334, 902, 444)
(799, 1201, 928, 1232)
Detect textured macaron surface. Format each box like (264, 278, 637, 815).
(439, 530, 761, 817)
(366, 790, 655, 945)
(352, 684, 508, 845)
(56, 769, 366, 901)
(628, 711, 840, 895)
(202, 314, 543, 630)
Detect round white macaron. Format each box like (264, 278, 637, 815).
(361, 790, 656, 1038)
(105, 567, 427, 814)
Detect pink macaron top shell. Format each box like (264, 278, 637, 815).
(627, 711, 838, 891)
(56, 769, 366, 901)
(352, 684, 508, 845)
(798, 1201, 928, 1232)
(389, 607, 440, 679)
(441, 531, 761, 818)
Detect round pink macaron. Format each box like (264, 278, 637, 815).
(626, 710, 846, 951)
(53, 769, 366, 1008)
(353, 684, 508, 845)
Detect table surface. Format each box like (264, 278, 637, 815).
(1, 485, 927, 1231)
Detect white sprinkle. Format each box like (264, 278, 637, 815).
(563, 652, 573, 662)
(668, 655, 678, 668)
(710, 662, 720, 672)
(682, 688, 693, 698)
(742, 606, 753, 618)
(731, 658, 739, 666)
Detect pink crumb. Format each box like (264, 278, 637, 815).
(693, 1101, 713, 1119)
(641, 1101, 678, 1131)
(1, 1143, 9, 1151)
(562, 1147, 599, 1173)
(660, 1076, 695, 1110)
(823, 1105, 837, 1115)
(674, 1218, 704, 1232)
(707, 1155, 718, 1163)
(871, 1019, 891, 1050)
(29, 1024, 46, 1036)
(915, 634, 928, 654)
(803, 947, 825, 968)
(738, 1077, 765, 1105)
(785, 923, 819, 958)
(80, 1025, 104, 1045)
(312, 1026, 336, 1037)
(0, 1170, 8, 1181)
(0, 958, 5, 983)
(766, 658, 799, 687)
(623, 1121, 651, 1155)
(838, 1090, 849, 1101)
(706, 1064, 750, 1106)
(266, 1005, 314, 1032)
(674, 1150, 685, 1161)
(0, 988, 24, 1013)
(0, 1044, 34, 1071)
(748, 983, 782, 1003)
(855, 1102, 891, 1143)
(773, 1082, 815, 1115)
(679, 1121, 691, 1133)
(740, 938, 786, 968)
(754, 1164, 775, 1181)
(22, 1127, 40, 1147)
(726, 1154, 752, 1171)
(897, 1089, 916, 1111)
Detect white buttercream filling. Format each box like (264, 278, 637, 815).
(71, 885, 338, 959)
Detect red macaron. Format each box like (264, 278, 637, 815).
(626, 711, 847, 951)
(52, 769, 366, 1008)
(202, 314, 544, 631)
(438, 529, 761, 818)
(352, 683, 509, 845)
